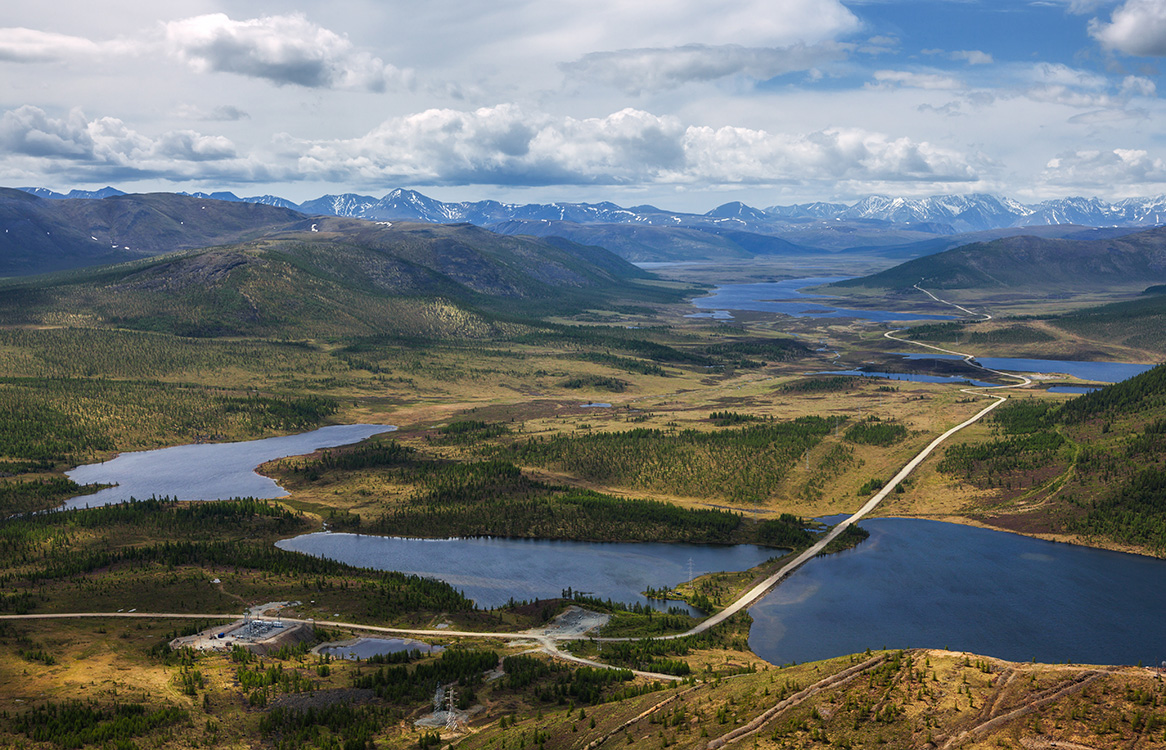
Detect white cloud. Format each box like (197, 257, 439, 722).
(172, 104, 251, 122)
(683, 126, 977, 183)
(162, 13, 411, 91)
(1021, 62, 1133, 107)
(951, 49, 994, 65)
(561, 43, 846, 93)
(1120, 75, 1158, 96)
(870, 70, 964, 90)
(502, 0, 861, 55)
(1067, 107, 1149, 123)
(1089, 0, 1166, 56)
(1043, 147, 1166, 185)
(0, 27, 105, 62)
(0, 106, 251, 182)
(290, 104, 978, 188)
(1037, 0, 1113, 14)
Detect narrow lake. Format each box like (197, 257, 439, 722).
(749, 518, 1166, 667)
(275, 533, 776, 613)
(64, 424, 395, 510)
(897, 353, 1153, 383)
(692, 277, 955, 321)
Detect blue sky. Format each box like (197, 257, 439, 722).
(1, 0, 1164, 210)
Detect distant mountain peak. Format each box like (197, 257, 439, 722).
(12, 185, 1166, 235)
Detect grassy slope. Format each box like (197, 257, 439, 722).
(1053, 291, 1166, 353)
(4, 214, 1166, 748)
(826, 225, 1166, 292)
(890, 365, 1166, 555)
(0, 221, 683, 338)
(0, 189, 308, 276)
(2, 631, 1160, 750)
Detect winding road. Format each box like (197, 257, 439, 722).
(3, 285, 1035, 675)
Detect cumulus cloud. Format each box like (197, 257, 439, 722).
(289, 104, 978, 188)
(1043, 147, 1166, 186)
(1089, 0, 1166, 56)
(0, 100, 984, 194)
(162, 13, 410, 91)
(0, 27, 106, 62)
(561, 43, 845, 93)
(0, 105, 252, 182)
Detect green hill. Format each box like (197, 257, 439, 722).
(827, 225, 1166, 292)
(0, 220, 676, 338)
(940, 364, 1166, 554)
(1051, 292, 1166, 352)
(0, 189, 312, 277)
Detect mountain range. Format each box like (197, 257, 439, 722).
(0, 199, 672, 338)
(19, 186, 1166, 235)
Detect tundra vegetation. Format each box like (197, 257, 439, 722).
(2, 223, 1166, 747)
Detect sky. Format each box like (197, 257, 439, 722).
(2, 0, 1165, 211)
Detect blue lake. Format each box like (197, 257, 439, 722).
(897, 353, 1152, 383)
(975, 357, 1152, 383)
(64, 424, 395, 510)
(692, 277, 955, 321)
(1047, 386, 1100, 395)
(749, 518, 1166, 667)
(275, 533, 776, 613)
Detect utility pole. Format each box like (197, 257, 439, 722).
(446, 686, 459, 731)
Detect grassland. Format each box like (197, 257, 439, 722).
(3, 620, 1162, 750)
(3, 247, 1166, 749)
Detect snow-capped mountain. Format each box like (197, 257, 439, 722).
(19, 186, 125, 200)
(242, 195, 302, 210)
(297, 190, 1166, 232)
(15, 186, 1166, 233)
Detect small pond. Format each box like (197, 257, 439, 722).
(319, 637, 444, 660)
(749, 518, 1166, 667)
(64, 424, 395, 510)
(276, 533, 777, 613)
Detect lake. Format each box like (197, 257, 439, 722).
(64, 424, 395, 510)
(276, 533, 776, 613)
(749, 518, 1166, 667)
(319, 637, 444, 660)
(692, 277, 955, 321)
(897, 353, 1152, 383)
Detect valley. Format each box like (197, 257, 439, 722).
(1, 193, 1165, 749)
